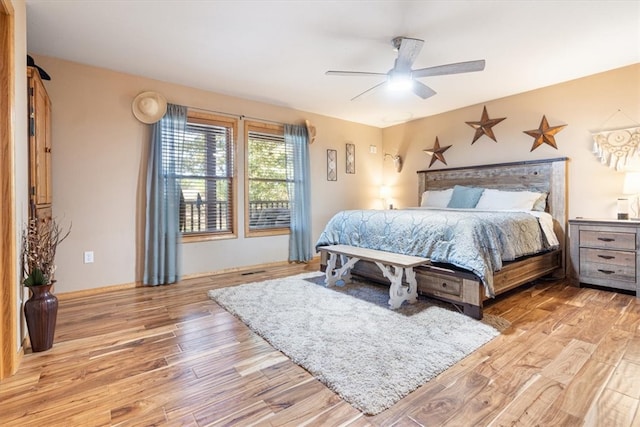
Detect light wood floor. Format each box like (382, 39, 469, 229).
(1, 260, 639, 426)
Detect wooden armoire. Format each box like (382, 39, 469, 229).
(27, 66, 52, 222)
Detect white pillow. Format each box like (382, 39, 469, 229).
(475, 189, 544, 211)
(420, 188, 453, 208)
(532, 193, 548, 211)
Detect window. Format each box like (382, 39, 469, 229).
(178, 111, 237, 241)
(245, 121, 292, 236)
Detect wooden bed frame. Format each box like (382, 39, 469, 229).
(321, 157, 568, 319)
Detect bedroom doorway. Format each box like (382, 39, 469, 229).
(0, 0, 19, 380)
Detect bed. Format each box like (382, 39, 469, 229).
(317, 157, 568, 319)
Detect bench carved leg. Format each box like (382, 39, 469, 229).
(375, 262, 418, 309)
(325, 253, 360, 287)
(340, 255, 352, 283)
(404, 267, 418, 304)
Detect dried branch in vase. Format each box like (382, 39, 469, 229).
(22, 218, 71, 287)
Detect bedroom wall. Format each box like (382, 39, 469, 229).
(31, 55, 383, 294)
(381, 64, 640, 221)
(24, 54, 639, 294)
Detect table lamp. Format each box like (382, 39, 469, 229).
(379, 186, 391, 209)
(623, 171, 640, 219)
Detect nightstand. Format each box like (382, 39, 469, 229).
(569, 218, 640, 296)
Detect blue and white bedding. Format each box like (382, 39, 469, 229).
(315, 208, 559, 297)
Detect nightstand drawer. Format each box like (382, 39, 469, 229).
(580, 261, 636, 283)
(580, 248, 636, 267)
(580, 230, 636, 250)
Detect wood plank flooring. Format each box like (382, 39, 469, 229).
(1, 260, 639, 426)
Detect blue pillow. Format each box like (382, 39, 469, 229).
(447, 185, 484, 209)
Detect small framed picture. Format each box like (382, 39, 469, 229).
(327, 149, 337, 181)
(346, 143, 355, 174)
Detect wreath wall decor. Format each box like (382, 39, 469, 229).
(592, 126, 640, 170)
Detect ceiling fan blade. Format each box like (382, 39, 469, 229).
(326, 71, 387, 77)
(412, 80, 437, 99)
(351, 81, 387, 101)
(412, 60, 486, 78)
(394, 37, 424, 72)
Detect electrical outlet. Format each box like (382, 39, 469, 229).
(83, 251, 94, 264)
(369, 145, 377, 154)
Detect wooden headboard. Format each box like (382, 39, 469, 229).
(417, 157, 568, 270)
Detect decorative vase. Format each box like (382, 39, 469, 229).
(24, 283, 58, 352)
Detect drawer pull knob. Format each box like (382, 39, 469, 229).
(441, 283, 447, 288)
(597, 237, 615, 242)
(597, 255, 615, 260)
(597, 269, 615, 275)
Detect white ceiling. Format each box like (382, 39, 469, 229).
(25, 0, 640, 128)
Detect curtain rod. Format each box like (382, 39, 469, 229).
(188, 106, 287, 127)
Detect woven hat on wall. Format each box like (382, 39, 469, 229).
(132, 91, 167, 124)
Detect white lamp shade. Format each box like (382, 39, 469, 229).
(623, 172, 640, 195)
(379, 186, 390, 199)
(624, 171, 640, 219)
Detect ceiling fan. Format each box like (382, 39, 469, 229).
(326, 37, 486, 101)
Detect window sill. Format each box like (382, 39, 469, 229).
(182, 232, 237, 243)
(245, 228, 290, 238)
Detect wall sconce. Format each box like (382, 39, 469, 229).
(623, 171, 640, 219)
(384, 153, 403, 173)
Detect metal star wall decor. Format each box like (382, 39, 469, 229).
(523, 115, 567, 151)
(423, 137, 452, 167)
(465, 106, 506, 144)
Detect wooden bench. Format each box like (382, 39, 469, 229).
(317, 244, 431, 309)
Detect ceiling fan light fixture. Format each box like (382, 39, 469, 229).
(387, 72, 412, 91)
(326, 36, 485, 101)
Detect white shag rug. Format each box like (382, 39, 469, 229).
(208, 272, 500, 415)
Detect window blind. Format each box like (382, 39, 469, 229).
(247, 128, 292, 230)
(174, 120, 234, 235)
